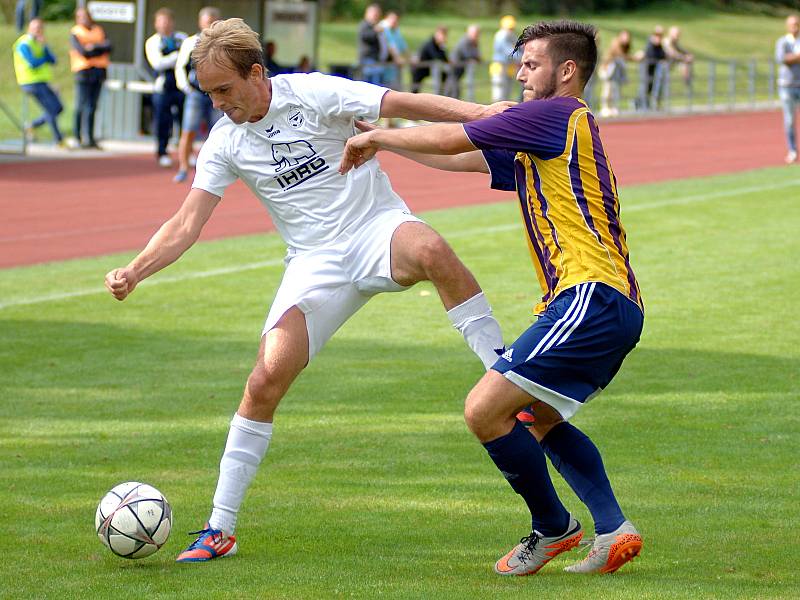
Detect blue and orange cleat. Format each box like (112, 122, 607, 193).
(176, 524, 238, 563)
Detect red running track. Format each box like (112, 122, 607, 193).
(0, 109, 788, 269)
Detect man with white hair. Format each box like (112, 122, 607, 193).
(663, 25, 693, 91)
(447, 24, 482, 99)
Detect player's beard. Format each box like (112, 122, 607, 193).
(532, 70, 559, 100)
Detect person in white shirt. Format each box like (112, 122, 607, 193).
(104, 18, 511, 563)
(144, 7, 187, 167)
(173, 6, 222, 182)
(776, 14, 800, 163)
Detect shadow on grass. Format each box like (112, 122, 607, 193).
(2, 318, 797, 400)
(616, 346, 799, 395)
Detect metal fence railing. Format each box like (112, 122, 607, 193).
(1, 56, 786, 153)
(332, 57, 783, 117)
(0, 94, 27, 155)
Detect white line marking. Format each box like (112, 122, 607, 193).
(0, 258, 285, 310)
(2, 178, 797, 311)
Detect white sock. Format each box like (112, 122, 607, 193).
(209, 413, 273, 535)
(447, 292, 504, 370)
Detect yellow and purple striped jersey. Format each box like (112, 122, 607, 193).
(463, 96, 642, 315)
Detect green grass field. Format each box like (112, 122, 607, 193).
(1, 165, 799, 598)
(0, 4, 790, 142)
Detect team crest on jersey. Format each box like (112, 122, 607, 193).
(287, 105, 305, 128)
(271, 139, 328, 190)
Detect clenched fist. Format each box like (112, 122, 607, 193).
(104, 267, 139, 301)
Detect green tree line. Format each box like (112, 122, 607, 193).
(3, 0, 798, 25)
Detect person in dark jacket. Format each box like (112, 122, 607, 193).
(636, 25, 666, 110)
(357, 4, 388, 85)
(411, 26, 448, 94)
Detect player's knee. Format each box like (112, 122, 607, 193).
(464, 388, 494, 439)
(245, 362, 286, 406)
(415, 234, 456, 277)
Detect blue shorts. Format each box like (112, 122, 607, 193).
(492, 282, 643, 419)
(181, 90, 221, 134)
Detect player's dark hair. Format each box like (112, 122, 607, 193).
(514, 20, 598, 87)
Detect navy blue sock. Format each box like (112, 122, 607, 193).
(483, 420, 570, 536)
(540, 421, 625, 535)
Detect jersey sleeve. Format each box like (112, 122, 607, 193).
(303, 72, 388, 123)
(463, 99, 576, 160)
(481, 149, 517, 191)
(191, 128, 238, 198)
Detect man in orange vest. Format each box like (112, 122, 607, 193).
(69, 7, 111, 149)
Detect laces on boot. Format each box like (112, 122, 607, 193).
(517, 532, 543, 563)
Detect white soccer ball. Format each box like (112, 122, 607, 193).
(95, 481, 172, 559)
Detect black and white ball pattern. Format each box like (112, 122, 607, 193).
(95, 481, 172, 559)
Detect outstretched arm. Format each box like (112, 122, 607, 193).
(391, 147, 488, 173)
(379, 90, 514, 123)
(104, 188, 220, 300)
(340, 122, 478, 173)
(351, 120, 487, 173)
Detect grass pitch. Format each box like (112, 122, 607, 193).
(1, 165, 798, 599)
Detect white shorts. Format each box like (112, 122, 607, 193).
(263, 209, 423, 360)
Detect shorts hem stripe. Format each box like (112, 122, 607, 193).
(503, 371, 583, 419)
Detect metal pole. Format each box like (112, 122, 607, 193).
(708, 60, 716, 111)
(728, 60, 736, 110)
(748, 59, 756, 108)
(134, 0, 148, 78)
(465, 61, 475, 102)
(768, 59, 776, 100)
(431, 61, 442, 95)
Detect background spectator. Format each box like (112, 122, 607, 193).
(263, 40, 289, 75)
(664, 26, 694, 90)
(637, 25, 667, 110)
(598, 29, 640, 117)
(379, 11, 408, 90)
(446, 24, 481, 99)
(357, 3, 388, 86)
(145, 7, 186, 167)
(411, 26, 448, 94)
(295, 55, 314, 73)
(490, 15, 518, 101)
(13, 17, 64, 145)
(70, 7, 111, 149)
(173, 6, 222, 183)
(775, 14, 800, 163)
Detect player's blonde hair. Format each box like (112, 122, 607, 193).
(193, 18, 264, 80)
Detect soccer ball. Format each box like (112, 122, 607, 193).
(95, 481, 172, 559)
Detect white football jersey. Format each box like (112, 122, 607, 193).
(192, 72, 409, 252)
